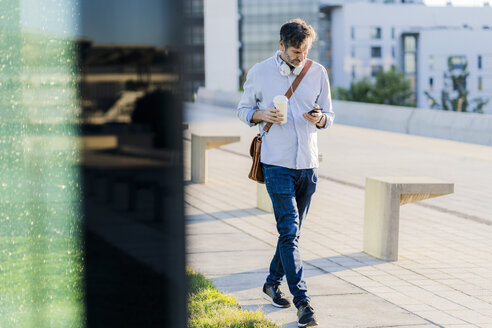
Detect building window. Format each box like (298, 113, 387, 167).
(371, 46, 382, 58)
(351, 27, 355, 40)
(403, 34, 417, 74)
(191, 26, 204, 45)
(402, 33, 418, 103)
(191, 0, 203, 16)
(449, 55, 466, 70)
(391, 27, 395, 40)
(371, 65, 383, 77)
(351, 46, 355, 57)
(352, 65, 356, 79)
(429, 56, 434, 70)
(392, 46, 395, 58)
(404, 35, 416, 52)
(429, 77, 434, 91)
(192, 53, 203, 72)
(479, 76, 483, 91)
(478, 55, 482, 69)
(370, 27, 382, 39)
(404, 53, 416, 73)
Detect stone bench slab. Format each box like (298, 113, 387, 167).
(191, 134, 240, 183)
(364, 176, 454, 261)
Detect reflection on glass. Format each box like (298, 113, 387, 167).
(370, 27, 382, 40)
(79, 1, 185, 327)
(405, 53, 416, 73)
(404, 35, 416, 52)
(0, 0, 84, 327)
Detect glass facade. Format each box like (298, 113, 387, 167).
(183, 0, 205, 99)
(0, 1, 83, 326)
(239, 0, 320, 81)
(319, 9, 332, 77)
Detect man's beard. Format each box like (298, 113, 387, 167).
(285, 52, 302, 67)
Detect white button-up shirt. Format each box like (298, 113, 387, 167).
(237, 53, 335, 169)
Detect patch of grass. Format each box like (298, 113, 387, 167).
(187, 267, 281, 328)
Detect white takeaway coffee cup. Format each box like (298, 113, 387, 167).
(273, 95, 288, 124)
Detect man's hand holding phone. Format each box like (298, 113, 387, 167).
(303, 104, 324, 126)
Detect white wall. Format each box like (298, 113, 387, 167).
(204, 0, 239, 92)
(328, 2, 492, 112)
(418, 29, 492, 113)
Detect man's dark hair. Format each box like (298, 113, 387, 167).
(280, 18, 317, 49)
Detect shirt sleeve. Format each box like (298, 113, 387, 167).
(237, 65, 259, 127)
(316, 65, 335, 130)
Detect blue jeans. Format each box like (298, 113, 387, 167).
(262, 163, 317, 307)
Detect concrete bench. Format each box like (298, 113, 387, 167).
(257, 184, 273, 213)
(191, 134, 240, 183)
(364, 177, 454, 261)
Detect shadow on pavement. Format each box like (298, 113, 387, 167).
(210, 252, 385, 294)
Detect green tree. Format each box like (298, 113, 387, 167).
(336, 77, 373, 103)
(336, 66, 414, 106)
(424, 57, 488, 113)
(369, 66, 414, 106)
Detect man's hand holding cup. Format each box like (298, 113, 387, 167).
(261, 107, 284, 124)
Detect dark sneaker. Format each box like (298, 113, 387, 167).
(297, 302, 318, 327)
(262, 283, 291, 308)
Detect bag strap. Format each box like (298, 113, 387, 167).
(263, 59, 313, 133)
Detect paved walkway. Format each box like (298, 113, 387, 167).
(185, 102, 492, 327)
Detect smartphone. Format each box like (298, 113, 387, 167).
(308, 109, 321, 116)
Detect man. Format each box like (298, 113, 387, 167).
(237, 19, 334, 327)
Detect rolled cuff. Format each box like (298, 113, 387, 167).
(316, 113, 335, 129)
(246, 108, 258, 127)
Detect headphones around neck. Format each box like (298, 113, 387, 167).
(277, 51, 305, 76)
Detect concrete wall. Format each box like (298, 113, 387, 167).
(204, 0, 239, 92)
(333, 100, 492, 146)
(195, 87, 242, 108)
(195, 87, 492, 147)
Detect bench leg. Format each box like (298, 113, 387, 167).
(191, 135, 206, 184)
(257, 183, 273, 213)
(363, 179, 401, 261)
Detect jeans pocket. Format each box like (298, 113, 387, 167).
(311, 169, 318, 184)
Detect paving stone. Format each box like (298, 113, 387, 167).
(187, 232, 270, 253)
(412, 310, 468, 325)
